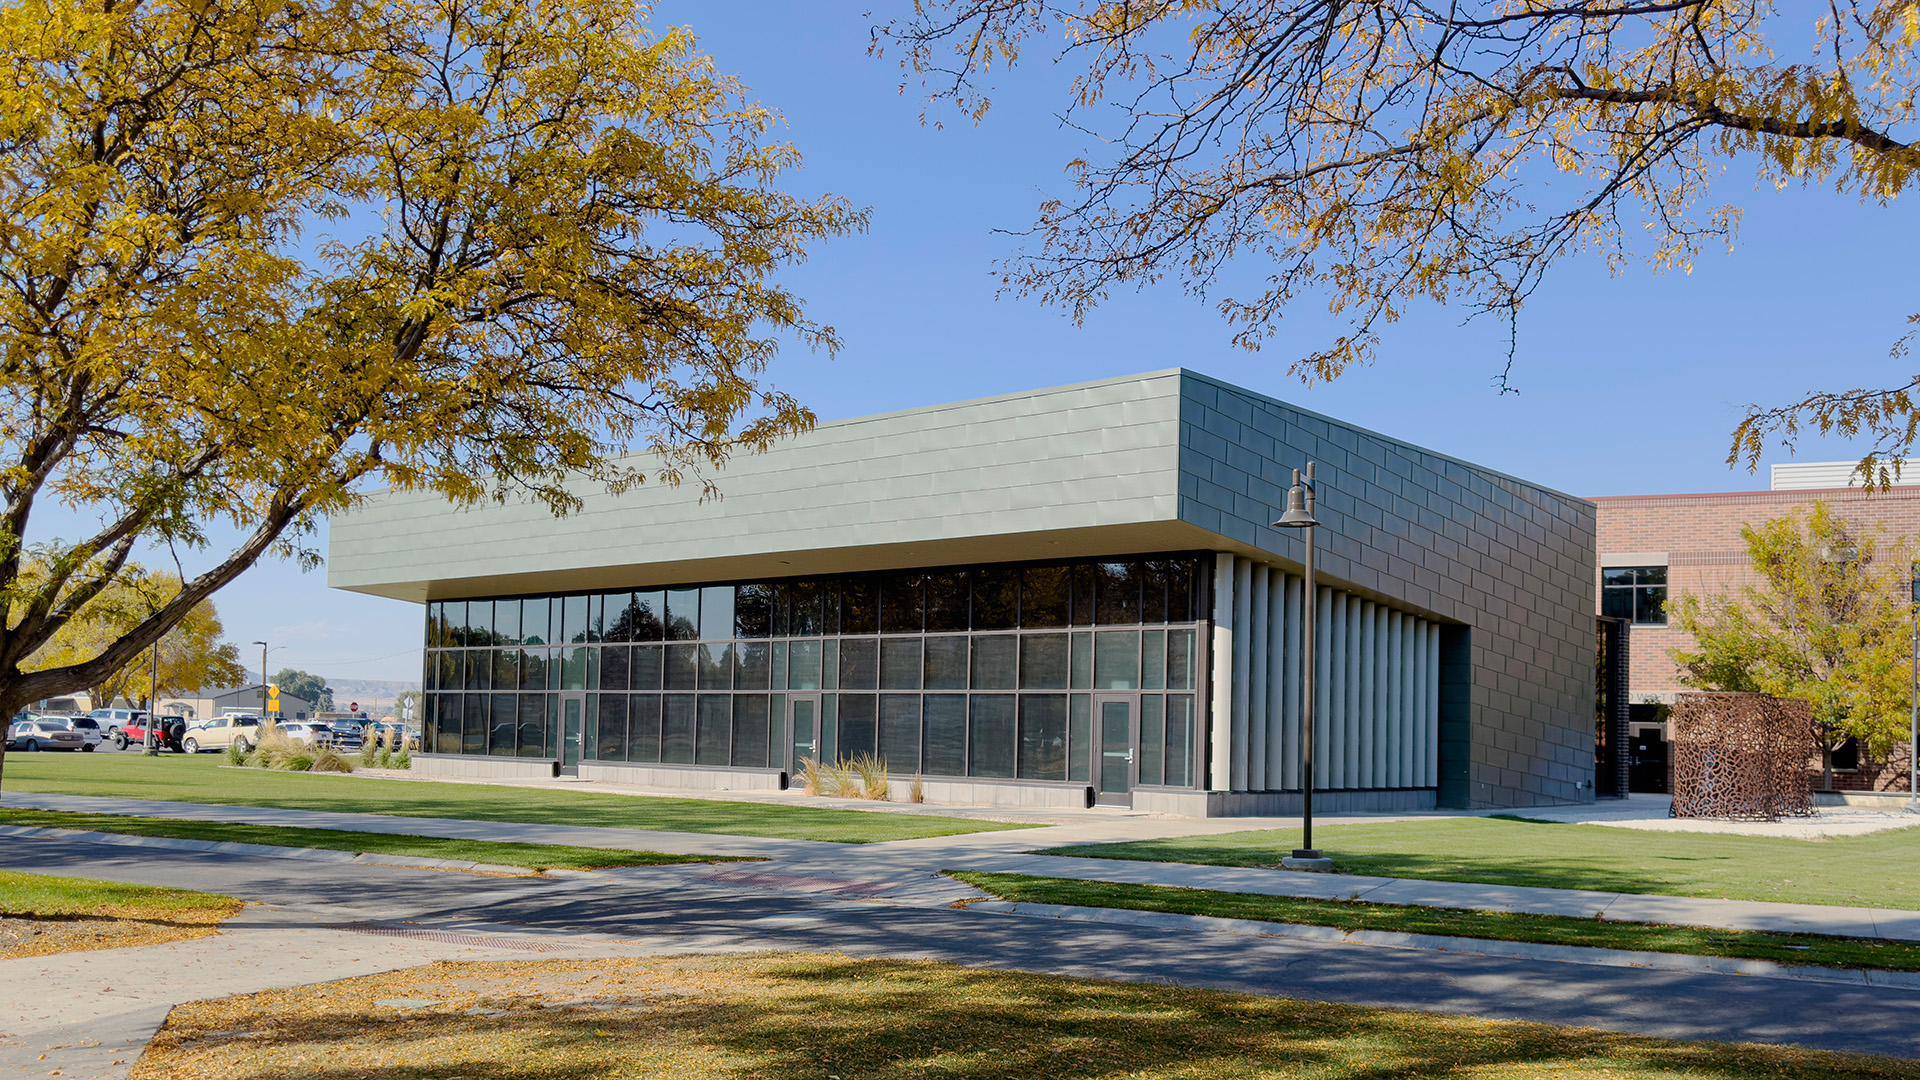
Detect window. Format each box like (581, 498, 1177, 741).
(1831, 737, 1861, 771)
(419, 553, 1206, 787)
(1602, 566, 1668, 625)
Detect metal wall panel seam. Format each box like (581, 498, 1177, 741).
(1323, 587, 1343, 789)
(1408, 617, 1424, 790)
(1425, 622, 1442, 787)
(1373, 603, 1391, 789)
(1265, 569, 1287, 792)
(1281, 573, 1302, 791)
(1247, 562, 1270, 791)
(1210, 552, 1236, 791)
(1230, 556, 1254, 791)
(1343, 594, 1362, 790)
(1358, 599, 1377, 790)
(1386, 611, 1404, 789)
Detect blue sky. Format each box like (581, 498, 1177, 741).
(137, 3, 1920, 684)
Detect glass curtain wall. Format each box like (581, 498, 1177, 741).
(421, 555, 1206, 786)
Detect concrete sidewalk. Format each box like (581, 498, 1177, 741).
(0, 902, 674, 1080)
(10, 790, 1920, 942)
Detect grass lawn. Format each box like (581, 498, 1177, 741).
(0, 807, 746, 871)
(0, 752, 1033, 843)
(0, 868, 241, 958)
(133, 953, 1920, 1080)
(1042, 813, 1920, 909)
(955, 872, 1920, 972)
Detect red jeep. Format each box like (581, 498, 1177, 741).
(112, 714, 189, 752)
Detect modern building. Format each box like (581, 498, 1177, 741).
(329, 370, 1599, 813)
(1593, 462, 1920, 792)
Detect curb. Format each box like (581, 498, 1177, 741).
(966, 900, 1920, 991)
(0, 823, 556, 877)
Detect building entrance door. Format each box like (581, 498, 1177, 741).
(559, 693, 585, 772)
(1629, 727, 1669, 794)
(1093, 694, 1135, 808)
(787, 693, 822, 782)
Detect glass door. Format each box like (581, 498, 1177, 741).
(1092, 694, 1135, 807)
(559, 692, 585, 769)
(787, 693, 822, 779)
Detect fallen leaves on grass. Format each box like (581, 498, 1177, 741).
(130, 953, 1920, 1080)
(0, 906, 237, 959)
(0, 870, 243, 958)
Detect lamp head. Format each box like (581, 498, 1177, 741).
(1274, 467, 1319, 528)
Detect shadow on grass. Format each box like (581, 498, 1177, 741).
(139, 956, 1918, 1080)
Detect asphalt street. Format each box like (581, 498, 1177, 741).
(5, 833, 1912, 1058)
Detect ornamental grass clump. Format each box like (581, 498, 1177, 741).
(234, 727, 351, 773)
(847, 753, 891, 801)
(799, 755, 889, 800)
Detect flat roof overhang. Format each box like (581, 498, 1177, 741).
(332, 519, 1238, 604)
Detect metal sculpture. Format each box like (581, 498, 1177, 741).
(1670, 691, 1816, 820)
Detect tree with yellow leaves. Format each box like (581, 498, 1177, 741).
(880, 1, 1918, 466)
(1670, 502, 1915, 788)
(0, 0, 864, 770)
(20, 562, 246, 709)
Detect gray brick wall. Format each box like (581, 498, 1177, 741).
(1177, 374, 1598, 808)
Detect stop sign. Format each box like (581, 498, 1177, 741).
(349, 702, 359, 712)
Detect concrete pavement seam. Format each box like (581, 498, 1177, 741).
(968, 900, 1920, 991)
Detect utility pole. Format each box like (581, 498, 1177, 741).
(252, 641, 268, 717)
(1909, 564, 1918, 814)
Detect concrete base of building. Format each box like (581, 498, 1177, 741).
(1814, 790, 1920, 810)
(1135, 787, 1438, 817)
(411, 754, 558, 780)
(577, 761, 786, 791)
(893, 777, 1094, 810)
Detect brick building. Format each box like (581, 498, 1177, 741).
(1592, 463, 1920, 792)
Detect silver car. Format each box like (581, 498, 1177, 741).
(7, 719, 86, 752)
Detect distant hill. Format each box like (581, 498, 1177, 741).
(320, 677, 421, 711)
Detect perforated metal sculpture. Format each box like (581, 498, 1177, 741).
(1670, 692, 1816, 820)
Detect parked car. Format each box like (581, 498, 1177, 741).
(112, 714, 189, 752)
(88, 707, 146, 739)
(182, 715, 262, 754)
(272, 721, 361, 752)
(6, 719, 86, 752)
(367, 721, 421, 751)
(66, 716, 104, 750)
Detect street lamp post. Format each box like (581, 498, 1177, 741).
(1274, 463, 1331, 870)
(252, 641, 268, 718)
(1909, 565, 1919, 814)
